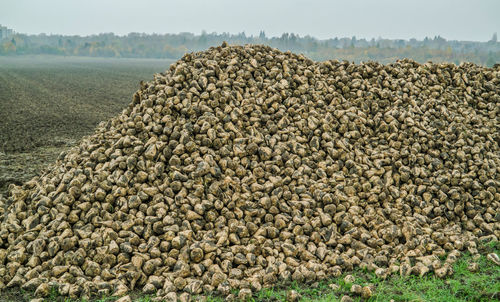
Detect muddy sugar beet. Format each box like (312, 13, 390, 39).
(0, 44, 499, 300)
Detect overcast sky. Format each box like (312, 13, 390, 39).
(1, 0, 499, 41)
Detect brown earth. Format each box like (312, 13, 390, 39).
(0, 56, 174, 195)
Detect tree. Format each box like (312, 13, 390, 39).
(486, 52, 496, 67)
(490, 32, 498, 43)
(3, 40, 16, 53)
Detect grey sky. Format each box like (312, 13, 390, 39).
(1, 0, 499, 41)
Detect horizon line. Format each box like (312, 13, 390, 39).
(1, 24, 497, 44)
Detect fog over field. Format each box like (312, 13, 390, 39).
(2, 0, 500, 41)
(1, 1, 499, 66)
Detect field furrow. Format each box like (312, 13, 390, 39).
(0, 55, 173, 194)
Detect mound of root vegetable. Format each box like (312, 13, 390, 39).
(0, 43, 499, 301)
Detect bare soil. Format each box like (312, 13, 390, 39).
(0, 55, 174, 195)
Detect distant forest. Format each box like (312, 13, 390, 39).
(1, 25, 499, 66)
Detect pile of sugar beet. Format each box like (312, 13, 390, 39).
(0, 43, 499, 301)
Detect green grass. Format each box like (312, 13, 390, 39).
(203, 240, 500, 302)
(36, 293, 153, 302)
(1, 242, 498, 302)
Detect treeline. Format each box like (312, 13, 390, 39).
(1, 27, 499, 66)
